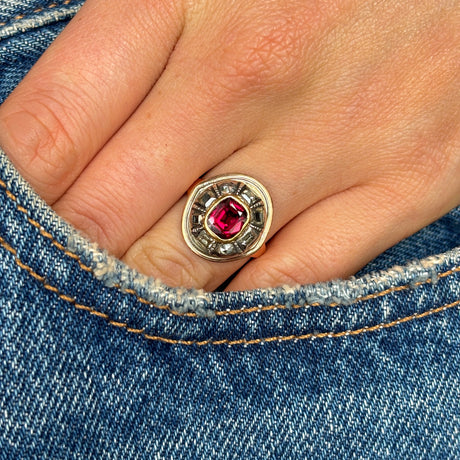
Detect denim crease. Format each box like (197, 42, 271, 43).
(1, 1, 460, 458)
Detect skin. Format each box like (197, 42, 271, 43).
(0, 0, 458, 291)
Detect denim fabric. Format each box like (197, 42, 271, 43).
(1, 1, 460, 459)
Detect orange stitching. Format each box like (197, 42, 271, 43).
(109, 266, 460, 317)
(0, 233, 459, 346)
(1, 177, 460, 317)
(3, 184, 92, 272)
(145, 300, 460, 345)
(126, 327, 145, 334)
(0, 1, 74, 27)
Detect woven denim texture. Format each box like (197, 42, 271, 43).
(1, 1, 459, 458)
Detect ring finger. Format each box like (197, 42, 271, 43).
(121, 137, 359, 290)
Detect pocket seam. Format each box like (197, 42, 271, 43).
(1, 232, 459, 346)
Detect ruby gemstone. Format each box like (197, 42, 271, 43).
(207, 198, 247, 240)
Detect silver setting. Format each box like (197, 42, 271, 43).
(182, 174, 273, 262)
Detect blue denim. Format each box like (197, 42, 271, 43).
(1, 1, 460, 458)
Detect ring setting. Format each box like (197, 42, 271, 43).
(182, 174, 273, 262)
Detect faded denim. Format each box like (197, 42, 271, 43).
(1, 1, 459, 458)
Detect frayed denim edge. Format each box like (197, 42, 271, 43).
(0, 1, 84, 41)
(67, 232, 460, 316)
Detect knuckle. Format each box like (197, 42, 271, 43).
(69, 208, 113, 251)
(0, 91, 79, 193)
(244, 254, 311, 289)
(130, 236, 210, 289)
(386, 129, 459, 202)
(57, 190, 120, 253)
(205, 5, 310, 99)
(410, 146, 453, 190)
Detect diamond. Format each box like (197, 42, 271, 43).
(207, 198, 247, 240)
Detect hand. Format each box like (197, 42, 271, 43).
(0, 0, 459, 290)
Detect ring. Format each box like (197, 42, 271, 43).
(182, 174, 273, 262)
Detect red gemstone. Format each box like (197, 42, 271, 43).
(207, 198, 247, 239)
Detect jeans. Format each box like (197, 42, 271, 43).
(1, 1, 459, 458)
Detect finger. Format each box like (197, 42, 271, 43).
(226, 177, 460, 291)
(120, 139, 356, 290)
(0, 0, 184, 202)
